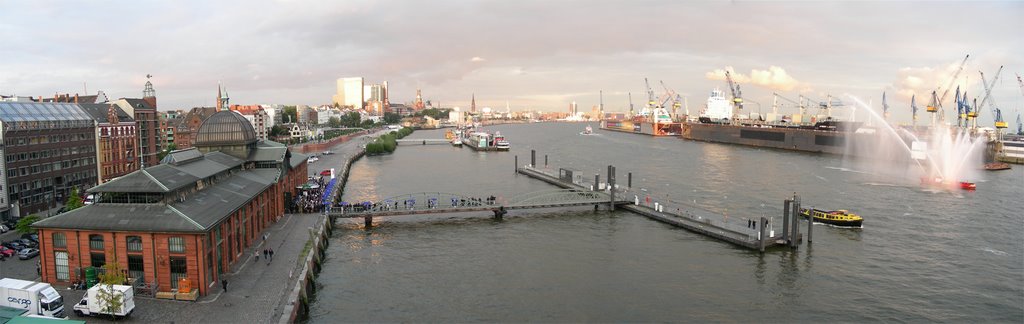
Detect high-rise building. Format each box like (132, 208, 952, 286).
(363, 83, 388, 115)
(333, 77, 364, 109)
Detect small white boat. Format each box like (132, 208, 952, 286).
(307, 156, 319, 163)
(580, 125, 595, 135)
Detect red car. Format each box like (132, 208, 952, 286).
(0, 246, 15, 257)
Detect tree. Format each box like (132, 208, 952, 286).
(360, 119, 376, 128)
(328, 116, 341, 128)
(340, 112, 361, 128)
(283, 106, 298, 124)
(15, 215, 39, 234)
(383, 112, 402, 124)
(270, 125, 289, 137)
(157, 143, 177, 161)
(96, 260, 128, 320)
(65, 187, 84, 211)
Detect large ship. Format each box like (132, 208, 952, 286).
(681, 88, 863, 155)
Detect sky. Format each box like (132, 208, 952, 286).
(1, 0, 1022, 125)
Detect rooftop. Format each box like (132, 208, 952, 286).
(195, 111, 257, 146)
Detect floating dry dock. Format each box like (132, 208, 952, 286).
(516, 163, 805, 252)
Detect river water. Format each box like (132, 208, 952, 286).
(308, 122, 1022, 322)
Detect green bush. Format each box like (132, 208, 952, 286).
(364, 128, 411, 155)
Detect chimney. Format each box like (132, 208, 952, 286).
(74, 93, 79, 103)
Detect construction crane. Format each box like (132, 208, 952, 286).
(926, 54, 970, 124)
(724, 70, 744, 115)
(979, 67, 1007, 129)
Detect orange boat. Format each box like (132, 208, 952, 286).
(959, 182, 976, 190)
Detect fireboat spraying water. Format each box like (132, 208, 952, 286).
(844, 95, 986, 191)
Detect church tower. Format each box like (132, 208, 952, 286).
(471, 93, 476, 113)
(216, 83, 230, 111)
(142, 74, 157, 108)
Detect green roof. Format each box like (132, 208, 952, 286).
(7, 316, 86, 324)
(0, 306, 26, 322)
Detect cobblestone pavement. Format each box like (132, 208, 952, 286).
(60, 213, 325, 324)
(54, 131, 381, 323)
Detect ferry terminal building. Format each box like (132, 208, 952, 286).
(33, 111, 308, 296)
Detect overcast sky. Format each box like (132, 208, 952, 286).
(1, 0, 1022, 124)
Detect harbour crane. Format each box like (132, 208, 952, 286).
(644, 78, 657, 109)
(882, 91, 890, 120)
(628, 92, 634, 117)
(659, 81, 684, 119)
(911, 94, 919, 128)
(979, 67, 1007, 129)
(772, 92, 804, 114)
(724, 70, 744, 114)
(926, 54, 970, 125)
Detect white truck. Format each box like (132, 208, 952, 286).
(73, 284, 135, 318)
(0, 278, 66, 318)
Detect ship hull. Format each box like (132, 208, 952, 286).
(600, 120, 682, 136)
(682, 123, 852, 155)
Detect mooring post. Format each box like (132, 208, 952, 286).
(594, 174, 600, 191)
(363, 216, 372, 228)
(627, 172, 632, 188)
(531, 150, 536, 167)
(608, 165, 616, 211)
(515, 155, 518, 174)
(782, 199, 791, 244)
(790, 196, 801, 248)
(759, 216, 767, 252)
(544, 155, 548, 167)
(807, 205, 814, 243)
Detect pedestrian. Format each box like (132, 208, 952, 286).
(221, 279, 228, 292)
(263, 249, 268, 259)
(269, 248, 274, 261)
(255, 250, 260, 262)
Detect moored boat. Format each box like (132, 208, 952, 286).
(799, 208, 863, 227)
(983, 162, 1010, 170)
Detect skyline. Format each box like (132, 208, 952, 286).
(1, 0, 1022, 125)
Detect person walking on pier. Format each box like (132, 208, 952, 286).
(221, 279, 228, 292)
(255, 250, 260, 262)
(269, 248, 275, 261)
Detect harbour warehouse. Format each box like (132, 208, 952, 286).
(33, 111, 308, 296)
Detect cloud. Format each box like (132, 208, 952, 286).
(890, 58, 979, 101)
(470, 57, 486, 62)
(705, 66, 802, 91)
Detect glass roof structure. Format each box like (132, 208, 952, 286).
(0, 102, 95, 131)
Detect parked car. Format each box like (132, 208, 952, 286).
(3, 242, 24, 251)
(16, 239, 36, 248)
(0, 246, 15, 257)
(84, 194, 95, 205)
(0, 225, 7, 233)
(20, 234, 38, 243)
(17, 248, 39, 260)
